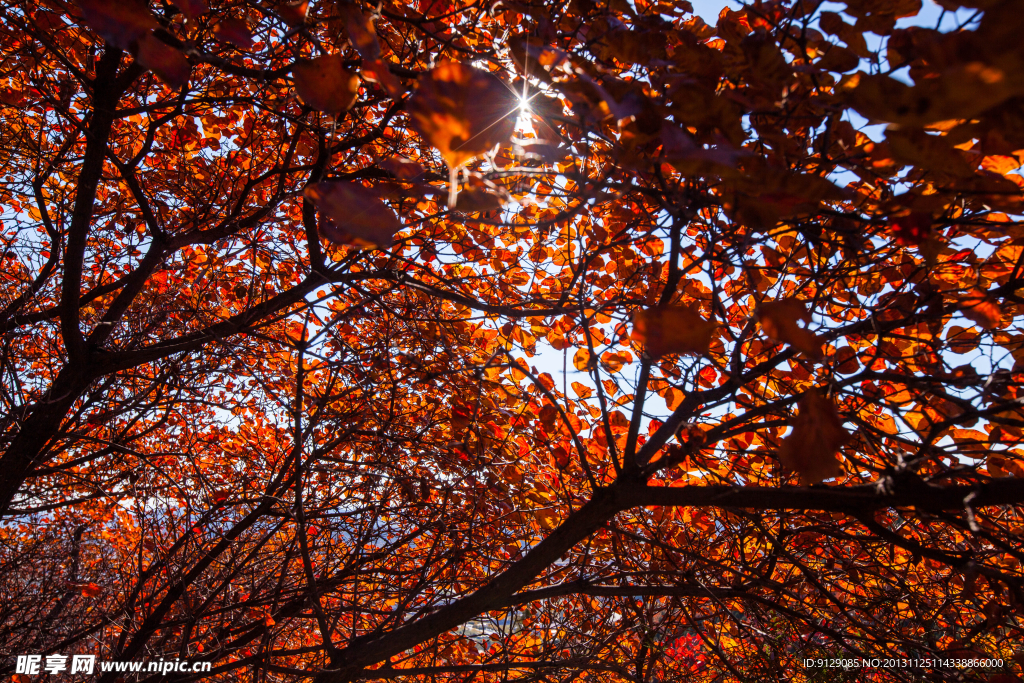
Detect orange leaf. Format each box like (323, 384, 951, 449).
(601, 350, 632, 372)
(214, 18, 254, 50)
(305, 182, 401, 248)
(989, 454, 1010, 478)
(757, 298, 823, 360)
(778, 388, 849, 485)
(81, 582, 102, 598)
(78, 0, 156, 50)
(572, 348, 592, 372)
(136, 35, 191, 89)
(961, 291, 1002, 330)
(264, 614, 276, 626)
(509, 357, 529, 382)
(571, 381, 593, 399)
(631, 305, 716, 359)
(832, 346, 860, 374)
(407, 62, 517, 168)
(551, 445, 571, 469)
(293, 55, 359, 113)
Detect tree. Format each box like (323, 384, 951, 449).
(1, 0, 1024, 681)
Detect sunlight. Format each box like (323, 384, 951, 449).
(514, 93, 535, 135)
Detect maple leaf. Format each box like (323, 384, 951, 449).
(631, 305, 716, 359)
(293, 55, 359, 114)
(81, 582, 102, 598)
(757, 298, 823, 361)
(778, 388, 849, 485)
(304, 182, 401, 248)
(406, 62, 518, 168)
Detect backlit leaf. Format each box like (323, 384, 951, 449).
(961, 291, 1002, 329)
(407, 62, 517, 168)
(293, 55, 359, 113)
(778, 388, 849, 485)
(304, 182, 401, 248)
(571, 381, 593, 398)
(214, 17, 255, 50)
(136, 35, 191, 89)
(758, 298, 823, 361)
(170, 0, 208, 20)
(631, 305, 716, 359)
(78, 0, 155, 50)
(278, 1, 309, 27)
(337, 2, 381, 62)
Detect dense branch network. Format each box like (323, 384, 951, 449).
(0, 0, 1023, 682)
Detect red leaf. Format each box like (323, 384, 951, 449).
(961, 290, 1002, 330)
(337, 3, 380, 62)
(170, 0, 208, 20)
(891, 211, 932, 246)
(379, 157, 426, 181)
(81, 582, 102, 598)
(214, 17, 254, 50)
(778, 388, 849, 485)
(136, 35, 191, 89)
(304, 182, 401, 248)
(78, 0, 155, 50)
(278, 1, 309, 27)
(407, 62, 517, 168)
(362, 59, 404, 98)
(293, 55, 359, 113)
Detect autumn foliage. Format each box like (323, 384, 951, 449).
(2, 0, 1024, 681)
